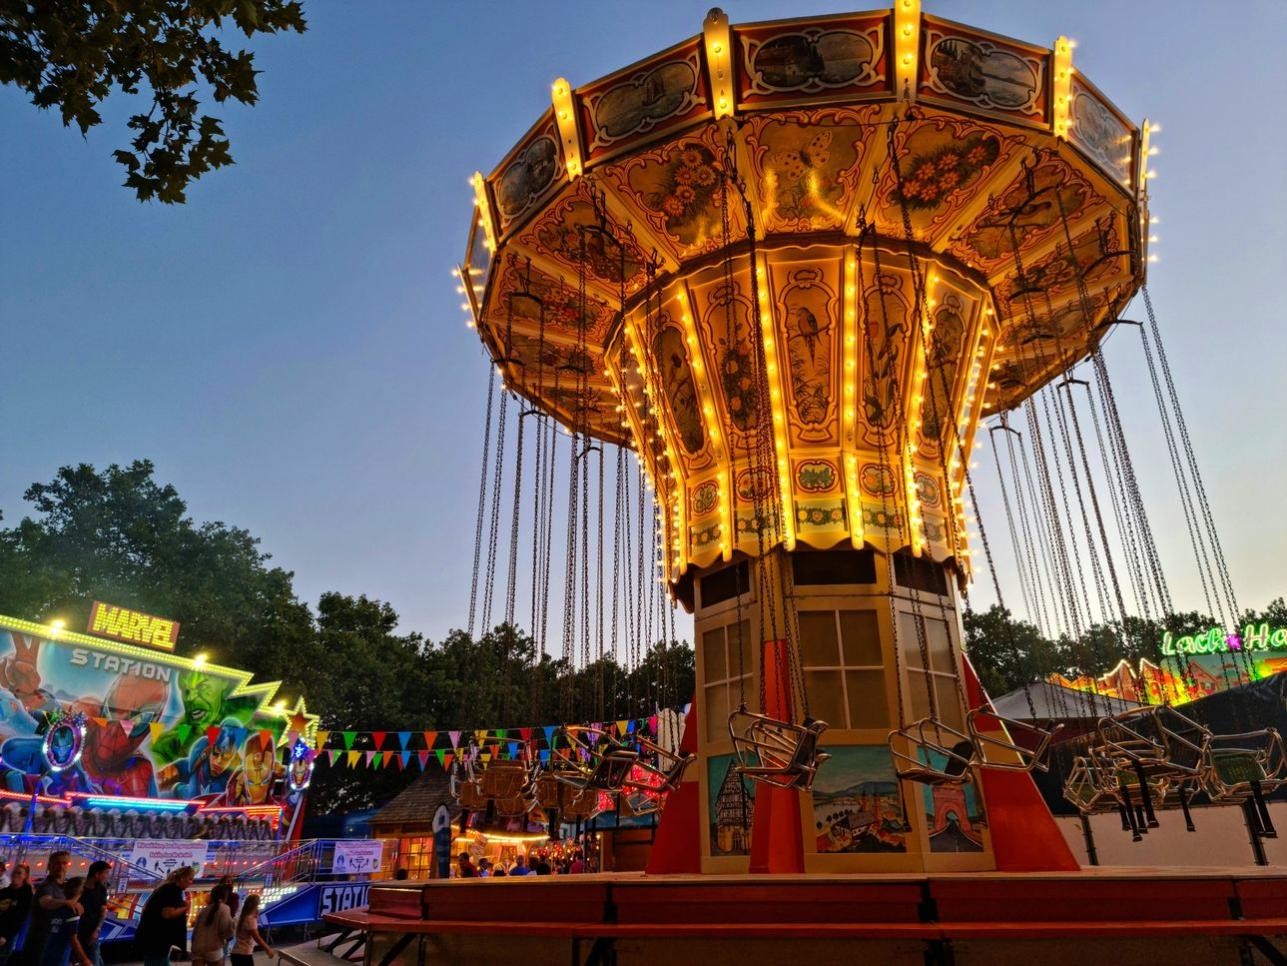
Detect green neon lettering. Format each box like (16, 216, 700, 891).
(1273, 628, 1287, 649)
(1245, 623, 1270, 652)
(1161, 632, 1175, 656)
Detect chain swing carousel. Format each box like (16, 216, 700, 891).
(334, 3, 1287, 962)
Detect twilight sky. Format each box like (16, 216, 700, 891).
(1, 1, 1283, 648)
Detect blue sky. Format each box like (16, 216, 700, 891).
(1, 1, 1284, 646)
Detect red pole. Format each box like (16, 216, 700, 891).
(748, 639, 805, 874)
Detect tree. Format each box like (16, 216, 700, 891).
(961, 605, 1059, 698)
(1, 0, 306, 202)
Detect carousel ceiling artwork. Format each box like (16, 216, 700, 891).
(458, 1, 1150, 583)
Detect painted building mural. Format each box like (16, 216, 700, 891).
(810, 745, 907, 854)
(0, 616, 314, 819)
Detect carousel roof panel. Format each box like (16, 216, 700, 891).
(461, 3, 1147, 441)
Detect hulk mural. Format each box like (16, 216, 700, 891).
(0, 622, 311, 814)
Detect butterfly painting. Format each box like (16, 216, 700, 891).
(751, 117, 866, 231)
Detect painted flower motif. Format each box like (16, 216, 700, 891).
(695, 166, 717, 186)
(936, 152, 961, 172)
(681, 148, 704, 167)
(966, 144, 989, 165)
(675, 166, 695, 185)
(676, 184, 696, 203)
(663, 196, 686, 216)
(938, 169, 961, 191)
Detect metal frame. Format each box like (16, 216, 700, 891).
(728, 709, 830, 791)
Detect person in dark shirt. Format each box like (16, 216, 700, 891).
(0, 864, 33, 966)
(136, 867, 194, 966)
(76, 864, 109, 966)
(27, 852, 79, 966)
(39, 877, 82, 966)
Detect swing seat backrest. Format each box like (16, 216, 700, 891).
(734, 717, 830, 790)
(889, 718, 975, 786)
(458, 781, 489, 811)
(966, 708, 1063, 773)
(1202, 728, 1287, 798)
(586, 748, 639, 791)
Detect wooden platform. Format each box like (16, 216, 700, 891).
(325, 870, 1287, 965)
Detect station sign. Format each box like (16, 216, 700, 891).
(87, 601, 180, 651)
(319, 883, 370, 917)
(1161, 623, 1287, 657)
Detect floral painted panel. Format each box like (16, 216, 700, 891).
(597, 129, 747, 262)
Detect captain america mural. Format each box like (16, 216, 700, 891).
(0, 618, 314, 821)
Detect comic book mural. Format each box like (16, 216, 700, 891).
(0, 616, 314, 824)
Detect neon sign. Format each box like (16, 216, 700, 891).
(1162, 624, 1287, 656)
(87, 601, 180, 651)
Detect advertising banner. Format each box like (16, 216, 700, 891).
(332, 840, 384, 875)
(129, 840, 210, 877)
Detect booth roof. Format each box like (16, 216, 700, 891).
(991, 682, 1143, 721)
(369, 765, 457, 831)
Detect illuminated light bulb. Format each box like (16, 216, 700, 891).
(902, 53, 913, 66)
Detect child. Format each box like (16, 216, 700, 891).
(40, 876, 83, 966)
(230, 895, 274, 966)
(191, 884, 234, 966)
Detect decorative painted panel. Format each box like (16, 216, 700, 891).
(918, 19, 1049, 126)
(734, 12, 891, 109)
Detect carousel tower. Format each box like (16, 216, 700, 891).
(459, 1, 1148, 874)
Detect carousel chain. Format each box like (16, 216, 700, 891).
(479, 387, 509, 635)
(467, 365, 497, 638)
(991, 424, 1044, 635)
(1002, 419, 1057, 637)
(1143, 287, 1240, 622)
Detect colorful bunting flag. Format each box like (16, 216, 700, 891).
(422, 730, 438, 750)
(449, 731, 461, 749)
(343, 731, 356, 751)
(397, 731, 411, 750)
(372, 731, 387, 750)
(347, 750, 360, 768)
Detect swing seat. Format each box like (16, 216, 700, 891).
(550, 726, 639, 794)
(625, 737, 694, 796)
(561, 786, 609, 821)
(457, 780, 490, 812)
(1063, 754, 1120, 814)
(729, 709, 830, 791)
(1202, 728, 1287, 801)
(535, 764, 583, 809)
(888, 718, 975, 786)
(966, 708, 1063, 773)
(479, 759, 535, 799)
(1096, 706, 1210, 780)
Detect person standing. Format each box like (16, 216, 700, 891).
(38, 877, 82, 966)
(190, 885, 233, 966)
(26, 852, 79, 966)
(229, 896, 273, 966)
(136, 867, 194, 966)
(0, 865, 33, 966)
(507, 856, 531, 878)
(76, 864, 109, 966)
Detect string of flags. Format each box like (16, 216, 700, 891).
(309, 704, 691, 773)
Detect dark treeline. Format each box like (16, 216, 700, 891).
(0, 461, 693, 811)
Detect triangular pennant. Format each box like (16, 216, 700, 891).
(176, 723, 192, 744)
(474, 729, 488, 746)
(480, 751, 491, 763)
(347, 750, 361, 767)
(449, 730, 461, 749)
(329, 750, 341, 766)
(543, 725, 556, 746)
(418, 751, 430, 769)
(397, 731, 412, 750)
(422, 730, 438, 750)
(616, 719, 629, 736)
(539, 749, 550, 763)
(442, 752, 453, 770)
(149, 722, 164, 743)
(315, 730, 330, 750)
(372, 731, 387, 750)
(343, 731, 357, 751)
(648, 715, 658, 733)
(627, 719, 638, 734)
(507, 742, 519, 760)
(519, 727, 533, 742)
(365, 751, 376, 766)
(119, 718, 133, 736)
(401, 751, 412, 768)
(94, 717, 108, 728)
(435, 749, 447, 767)
(206, 726, 220, 748)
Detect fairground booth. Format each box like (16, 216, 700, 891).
(0, 606, 392, 943)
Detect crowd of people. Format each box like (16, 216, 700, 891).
(452, 850, 587, 878)
(0, 854, 276, 966)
